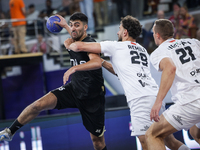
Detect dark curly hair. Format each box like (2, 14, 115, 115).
(121, 16, 142, 39)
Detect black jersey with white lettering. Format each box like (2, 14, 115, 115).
(68, 35, 105, 99)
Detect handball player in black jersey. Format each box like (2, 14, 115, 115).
(0, 12, 107, 150)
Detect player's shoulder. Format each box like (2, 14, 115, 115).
(83, 35, 96, 42)
(100, 40, 118, 46)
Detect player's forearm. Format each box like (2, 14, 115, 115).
(101, 59, 117, 76)
(69, 42, 101, 53)
(73, 59, 102, 72)
(64, 24, 71, 36)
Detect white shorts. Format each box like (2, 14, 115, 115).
(163, 98, 200, 131)
(196, 122, 200, 129)
(128, 96, 165, 136)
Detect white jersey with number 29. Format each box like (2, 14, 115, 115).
(100, 41, 159, 102)
(150, 38, 200, 105)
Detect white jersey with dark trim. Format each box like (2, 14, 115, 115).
(100, 41, 159, 102)
(150, 38, 200, 105)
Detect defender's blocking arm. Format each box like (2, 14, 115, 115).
(150, 57, 176, 122)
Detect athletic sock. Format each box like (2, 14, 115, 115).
(178, 144, 190, 150)
(9, 119, 23, 135)
(102, 146, 107, 150)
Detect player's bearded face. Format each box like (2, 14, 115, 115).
(117, 24, 123, 41)
(118, 34, 122, 41)
(70, 21, 85, 41)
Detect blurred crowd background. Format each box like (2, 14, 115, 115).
(0, 0, 200, 55)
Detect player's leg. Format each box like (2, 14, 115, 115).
(78, 93, 106, 150)
(90, 133, 106, 150)
(189, 123, 200, 144)
(164, 134, 190, 150)
(138, 135, 147, 150)
(0, 92, 57, 141)
(17, 92, 57, 125)
(128, 96, 160, 150)
(145, 114, 178, 150)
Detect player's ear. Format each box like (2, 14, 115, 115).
(155, 32, 160, 39)
(84, 24, 88, 31)
(123, 29, 128, 36)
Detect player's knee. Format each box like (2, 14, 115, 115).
(30, 100, 43, 112)
(91, 136, 105, 150)
(92, 140, 104, 150)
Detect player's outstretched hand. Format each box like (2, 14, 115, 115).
(64, 38, 74, 49)
(54, 14, 72, 35)
(54, 14, 67, 28)
(150, 100, 162, 122)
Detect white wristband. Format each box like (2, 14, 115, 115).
(102, 60, 105, 65)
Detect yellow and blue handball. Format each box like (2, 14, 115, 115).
(46, 16, 63, 33)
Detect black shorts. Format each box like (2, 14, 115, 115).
(51, 83, 106, 137)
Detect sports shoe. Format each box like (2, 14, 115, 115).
(0, 128, 14, 141)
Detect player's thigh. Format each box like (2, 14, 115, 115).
(51, 84, 77, 109)
(138, 135, 147, 149)
(147, 114, 178, 138)
(164, 99, 200, 131)
(128, 96, 165, 136)
(79, 95, 105, 137)
(33, 92, 58, 111)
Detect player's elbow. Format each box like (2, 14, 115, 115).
(94, 61, 102, 69)
(94, 60, 102, 69)
(169, 65, 176, 74)
(165, 65, 176, 77)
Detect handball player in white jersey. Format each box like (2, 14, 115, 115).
(145, 19, 200, 150)
(64, 16, 189, 150)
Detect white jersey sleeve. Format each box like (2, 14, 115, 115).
(150, 45, 171, 71)
(193, 38, 200, 48)
(150, 38, 200, 105)
(100, 41, 118, 56)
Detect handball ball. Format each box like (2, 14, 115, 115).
(46, 16, 63, 33)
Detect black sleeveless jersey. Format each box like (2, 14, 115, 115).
(68, 35, 105, 99)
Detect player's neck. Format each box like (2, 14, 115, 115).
(78, 33, 88, 41)
(123, 37, 136, 42)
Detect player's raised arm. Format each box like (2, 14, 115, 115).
(54, 14, 71, 36)
(68, 41, 101, 54)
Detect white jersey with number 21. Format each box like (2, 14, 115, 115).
(150, 38, 200, 105)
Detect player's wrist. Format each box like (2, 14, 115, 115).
(102, 60, 105, 65)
